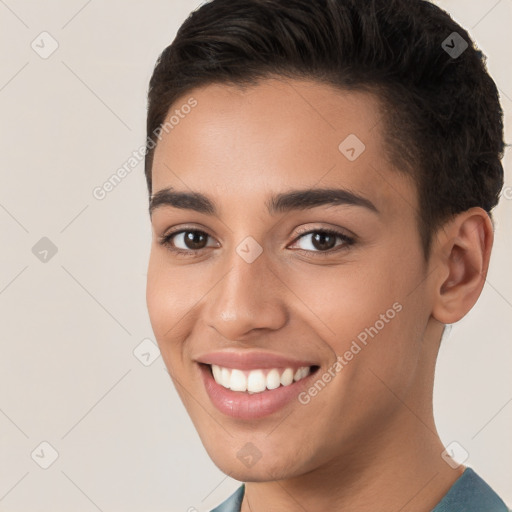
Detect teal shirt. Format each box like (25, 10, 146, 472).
(210, 467, 510, 512)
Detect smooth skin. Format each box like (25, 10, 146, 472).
(146, 78, 493, 512)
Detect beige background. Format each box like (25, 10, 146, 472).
(0, 0, 511, 510)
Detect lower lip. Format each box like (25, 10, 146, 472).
(198, 363, 318, 420)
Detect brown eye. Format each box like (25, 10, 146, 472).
(180, 231, 209, 250)
(290, 228, 355, 255)
(160, 229, 215, 254)
(309, 232, 337, 251)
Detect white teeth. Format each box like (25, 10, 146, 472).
(230, 369, 247, 392)
(294, 366, 310, 381)
(212, 364, 222, 383)
(247, 370, 267, 393)
(266, 369, 281, 390)
(220, 367, 231, 388)
(210, 364, 312, 393)
(280, 368, 294, 386)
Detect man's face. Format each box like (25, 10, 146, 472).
(146, 78, 437, 481)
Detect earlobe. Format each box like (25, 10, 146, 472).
(431, 208, 493, 325)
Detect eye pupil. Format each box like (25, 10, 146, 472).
(185, 231, 207, 250)
(312, 232, 336, 251)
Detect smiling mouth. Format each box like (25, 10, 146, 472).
(202, 363, 320, 394)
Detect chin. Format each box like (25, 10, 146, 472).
(206, 446, 306, 482)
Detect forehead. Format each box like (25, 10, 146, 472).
(151, 78, 415, 219)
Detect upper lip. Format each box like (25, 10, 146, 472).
(194, 350, 319, 370)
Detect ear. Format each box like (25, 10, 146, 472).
(430, 207, 494, 325)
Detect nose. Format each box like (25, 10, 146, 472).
(203, 247, 289, 341)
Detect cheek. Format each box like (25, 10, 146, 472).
(290, 244, 424, 378)
(146, 251, 194, 344)
(146, 250, 218, 370)
(329, 250, 427, 395)
(146, 253, 170, 337)
(282, 256, 406, 344)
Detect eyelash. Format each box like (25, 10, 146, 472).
(158, 226, 355, 258)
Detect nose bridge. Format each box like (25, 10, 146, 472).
(205, 240, 287, 338)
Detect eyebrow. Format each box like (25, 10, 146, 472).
(149, 186, 379, 217)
